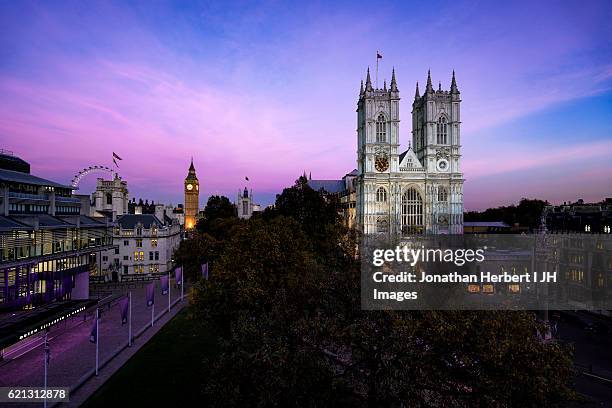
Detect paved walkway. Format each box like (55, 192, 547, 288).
(0, 279, 186, 407)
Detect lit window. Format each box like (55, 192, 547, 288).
(508, 284, 520, 294)
(482, 284, 494, 294)
(401, 188, 423, 235)
(468, 284, 480, 293)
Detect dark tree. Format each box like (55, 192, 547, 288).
(196, 195, 238, 235)
(465, 198, 549, 231)
(180, 177, 574, 407)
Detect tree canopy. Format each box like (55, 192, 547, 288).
(178, 178, 574, 407)
(464, 198, 549, 231)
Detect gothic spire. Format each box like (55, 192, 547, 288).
(360, 80, 364, 95)
(425, 69, 434, 93)
(365, 67, 372, 91)
(383, 79, 387, 91)
(450, 70, 459, 94)
(390, 68, 398, 92)
(414, 81, 420, 99)
(438, 81, 442, 92)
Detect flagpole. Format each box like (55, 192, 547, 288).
(128, 291, 132, 347)
(43, 330, 49, 408)
(376, 50, 379, 89)
(95, 308, 99, 376)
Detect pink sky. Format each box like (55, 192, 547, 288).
(1, 1, 611, 210)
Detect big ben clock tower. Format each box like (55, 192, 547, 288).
(184, 158, 199, 230)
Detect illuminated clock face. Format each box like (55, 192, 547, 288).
(186, 184, 193, 191)
(375, 154, 389, 172)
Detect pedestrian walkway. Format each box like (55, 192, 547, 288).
(0, 279, 186, 407)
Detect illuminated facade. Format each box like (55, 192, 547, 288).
(356, 68, 464, 236)
(0, 151, 113, 311)
(184, 159, 199, 230)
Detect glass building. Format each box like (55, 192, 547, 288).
(0, 150, 113, 312)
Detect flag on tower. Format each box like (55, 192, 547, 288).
(377, 51, 382, 59)
(113, 152, 122, 167)
(245, 176, 249, 181)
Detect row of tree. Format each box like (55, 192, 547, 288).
(174, 177, 575, 407)
(464, 198, 549, 231)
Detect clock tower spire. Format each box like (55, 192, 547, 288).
(184, 158, 199, 230)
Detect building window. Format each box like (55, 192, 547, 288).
(482, 284, 494, 294)
(376, 187, 387, 203)
(467, 284, 480, 293)
(139, 251, 144, 261)
(436, 116, 448, 144)
(151, 239, 158, 248)
(437, 186, 448, 202)
(114, 247, 119, 255)
(376, 217, 388, 233)
(136, 227, 142, 236)
(149, 251, 154, 261)
(401, 187, 423, 235)
(375, 114, 386, 143)
(123, 240, 129, 246)
(123, 265, 128, 274)
(155, 251, 159, 260)
(106, 193, 112, 205)
(508, 284, 520, 294)
(243, 201, 249, 216)
(136, 239, 143, 247)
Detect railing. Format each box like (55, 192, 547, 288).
(55, 196, 81, 203)
(8, 192, 49, 201)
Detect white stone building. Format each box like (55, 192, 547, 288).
(310, 67, 464, 236)
(103, 214, 181, 278)
(236, 188, 260, 219)
(90, 175, 129, 220)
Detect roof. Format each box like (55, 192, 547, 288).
(117, 214, 164, 229)
(308, 179, 345, 194)
(58, 215, 107, 227)
(464, 221, 511, 228)
(0, 216, 30, 231)
(0, 153, 30, 174)
(0, 168, 72, 189)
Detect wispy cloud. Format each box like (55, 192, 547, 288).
(0, 0, 611, 207)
